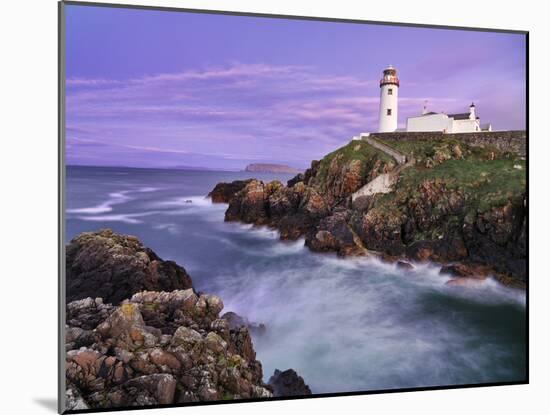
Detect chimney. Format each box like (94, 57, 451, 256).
(469, 102, 476, 120)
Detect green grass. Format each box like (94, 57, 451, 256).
(379, 137, 507, 163)
(384, 158, 526, 213)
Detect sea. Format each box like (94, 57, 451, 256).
(66, 165, 526, 393)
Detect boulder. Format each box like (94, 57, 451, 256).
(268, 369, 312, 397)
(66, 229, 193, 305)
(208, 180, 252, 203)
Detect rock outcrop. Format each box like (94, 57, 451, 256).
(212, 138, 527, 287)
(222, 311, 267, 337)
(65, 291, 272, 410)
(268, 369, 312, 397)
(65, 231, 273, 411)
(66, 229, 193, 305)
(208, 180, 252, 204)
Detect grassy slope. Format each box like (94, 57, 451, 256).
(376, 138, 526, 213)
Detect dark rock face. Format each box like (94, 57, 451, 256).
(208, 180, 252, 203)
(287, 173, 304, 188)
(66, 229, 193, 305)
(268, 369, 312, 397)
(65, 231, 271, 411)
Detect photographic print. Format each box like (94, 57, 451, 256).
(60, 2, 527, 412)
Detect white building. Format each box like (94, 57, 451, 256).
(375, 65, 492, 134)
(406, 102, 492, 133)
(378, 65, 399, 132)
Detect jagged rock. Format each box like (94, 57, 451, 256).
(305, 209, 364, 256)
(66, 229, 193, 305)
(225, 180, 269, 224)
(67, 297, 115, 330)
(287, 173, 304, 187)
(221, 311, 267, 336)
(65, 232, 272, 409)
(268, 369, 312, 397)
(208, 180, 252, 203)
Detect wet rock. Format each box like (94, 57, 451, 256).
(208, 180, 252, 203)
(66, 229, 192, 305)
(225, 180, 269, 224)
(445, 277, 485, 287)
(268, 369, 312, 397)
(439, 263, 490, 279)
(305, 209, 364, 256)
(396, 261, 414, 270)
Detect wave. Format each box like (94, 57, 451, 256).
(75, 211, 161, 225)
(213, 250, 525, 393)
(149, 195, 212, 208)
(67, 187, 160, 215)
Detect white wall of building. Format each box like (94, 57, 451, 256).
(378, 83, 398, 132)
(406, 113, 453, 132)
(407, 113, 484, 133)
(451, 118, 481, 133)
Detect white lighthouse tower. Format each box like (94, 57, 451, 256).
(378, 65, 400, 132)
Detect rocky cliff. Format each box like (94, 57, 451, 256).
(214, 137, 527, 287)
(65, 230, 282, 411)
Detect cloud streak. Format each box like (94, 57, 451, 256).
(66, 60, 524, 169)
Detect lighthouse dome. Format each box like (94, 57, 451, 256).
(380, 65, 400, 87)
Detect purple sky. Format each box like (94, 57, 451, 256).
(65, 5, 526, 170)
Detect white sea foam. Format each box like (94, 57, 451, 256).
(212, 236, 526, 393)
(149, 195, 212, 208)
(152, 223, 180, 235)
(67, 187, 159, 215)
(76, 211, 160, 225)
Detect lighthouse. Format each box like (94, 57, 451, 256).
(378, 65, 399, 132)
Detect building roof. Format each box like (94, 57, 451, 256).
(448, 112, 470, 120)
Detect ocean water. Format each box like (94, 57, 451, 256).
(66, 165, 526, 393)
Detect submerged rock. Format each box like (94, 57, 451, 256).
(268, 369, 312, 397)
(66, 229, 193, 305)
(439, 263, 491, 279)
(396, 261, 414, 270)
